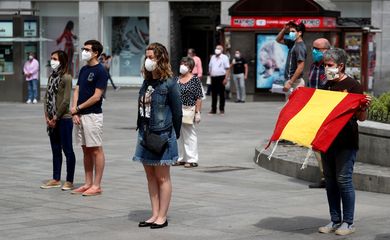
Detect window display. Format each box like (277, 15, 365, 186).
(344, 32, 362, 81)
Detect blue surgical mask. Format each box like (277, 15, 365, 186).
(312, 48, 323, 63)
(288, 32, 297, 41)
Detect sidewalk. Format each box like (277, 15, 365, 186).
(0, 88, 389, 240)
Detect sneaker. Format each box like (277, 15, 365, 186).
(61, 181, 74, 191)
(40, 179, 61, 189)
(318, 222, 341, 234)
(26, 99, 32, 104)
(33, 99, 38, 104)
(335, 222, 355, 236)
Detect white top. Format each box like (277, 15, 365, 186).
(208, 54, 229, 77)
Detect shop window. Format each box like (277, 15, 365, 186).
(0, 45, 14, 80)
(102, 2, 149, 85)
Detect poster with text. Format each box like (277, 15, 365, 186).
(256, 34, 288, 89)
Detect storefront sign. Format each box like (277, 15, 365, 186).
(24, 21, 37, 37)
(0, 21, 13, 37)
(231, 16, 337, 29)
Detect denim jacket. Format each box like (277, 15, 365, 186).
(137, 78, 182, 138)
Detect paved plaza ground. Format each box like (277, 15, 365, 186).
(0, 88, 390, 240)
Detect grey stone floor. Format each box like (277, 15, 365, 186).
(0, 88, 390, 240)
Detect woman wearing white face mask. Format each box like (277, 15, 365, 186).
(173, 57, 203, 168)
(318, 48, 371, 236)
(42, 50, 76, 191)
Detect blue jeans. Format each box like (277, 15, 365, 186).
(27, 79, 38, 100)
(49, 118, 76, 182)
(321, 146, 357, 224)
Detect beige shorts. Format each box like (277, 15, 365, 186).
(75, 113, 103, 147)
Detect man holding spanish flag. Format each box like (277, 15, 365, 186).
(318, 48, 370, 235)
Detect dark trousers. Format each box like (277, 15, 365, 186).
(211, 75, 226, 113)
(321, 146, 357, 224)
(49, 118, 76, 182)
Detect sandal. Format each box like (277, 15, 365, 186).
(172, 162, 185, 166)
(184, 163, 198, 168)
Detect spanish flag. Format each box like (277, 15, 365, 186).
(266, 87, 366, 153)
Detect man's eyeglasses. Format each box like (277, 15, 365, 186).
(81, 47, 92, 52)
(312, 47, 327, 51)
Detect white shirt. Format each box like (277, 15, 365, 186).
(208, 54, 229, 77)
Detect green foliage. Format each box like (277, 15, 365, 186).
(368, 92, 390, 122)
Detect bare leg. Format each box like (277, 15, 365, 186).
(154, 165, 172, 224)
(82, 145, 93, 187)
(90, 146, 105, 189)
(144, 165, 159, 223)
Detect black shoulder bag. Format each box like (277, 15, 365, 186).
(140, 94, 168, 156)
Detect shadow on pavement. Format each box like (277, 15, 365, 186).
(375, 234, 390, 240)
(128, 210, 151, 222)
(255, 216, 328, 234)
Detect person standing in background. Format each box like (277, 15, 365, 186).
(230, 50, 248, 103)
(23, 52, 39, 104)
(308, 38, 331, 189)
(208, 45, 230, 115)
(187, 48, 203, 80)
(276, 20, 307, 98)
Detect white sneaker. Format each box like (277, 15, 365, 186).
(335, 222, 355, 235)
(318, 222, 341, 234)
(33, 99, 38, 104)
(26, 99, 32, 104)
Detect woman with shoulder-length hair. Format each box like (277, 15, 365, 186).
(318, 48, 371, 236)
(133, 42, 182, 229)
(174, 56, 203, 168)
(41, 50, 76, 191)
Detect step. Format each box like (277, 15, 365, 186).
(254, 144, 390, 194)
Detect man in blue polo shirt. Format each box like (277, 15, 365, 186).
(71, 40, 108, 196)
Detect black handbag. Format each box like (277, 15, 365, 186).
(141, 128, 168, 156)
(140, 94, 168, 156)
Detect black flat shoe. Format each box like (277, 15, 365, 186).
(150, 220, 168, 229)
(138, 221, 154, 227)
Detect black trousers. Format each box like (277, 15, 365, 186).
(211, 75, 225, 113)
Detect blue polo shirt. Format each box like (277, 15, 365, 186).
(77, 63, 108, 115)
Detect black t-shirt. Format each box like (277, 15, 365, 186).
(232, 57, 247, 74)
(77, 63, 108, 114)
(324, 76, 363, 150)
(284, 39, 307, 80)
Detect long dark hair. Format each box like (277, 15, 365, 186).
(64, 21, 74, 31)
(51, 50, 69, 76)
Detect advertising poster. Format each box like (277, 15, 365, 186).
(256, 34, 288, 89)
(41, 17, 79, 79)
(344, 32, 362, 81)
(112, 17, 149, 77)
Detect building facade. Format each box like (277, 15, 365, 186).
(0, 0, 387, 95)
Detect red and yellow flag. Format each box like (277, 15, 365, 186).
(266, 87, 366, 153)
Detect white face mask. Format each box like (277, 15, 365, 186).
(50, 60, 60, 70)
(29, 55, 33, 60)
(325, 66, 340, 81)
(179, 65, 189, 75)
(235, 53, 240, 58)
(81, 50, 92, 61)
(215, 49, 222, 55)
(144, 58, 157, 72)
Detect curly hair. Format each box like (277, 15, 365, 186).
(142, 42, 173, 80)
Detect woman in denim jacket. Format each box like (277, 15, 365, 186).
(133, 42, 182, 229)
